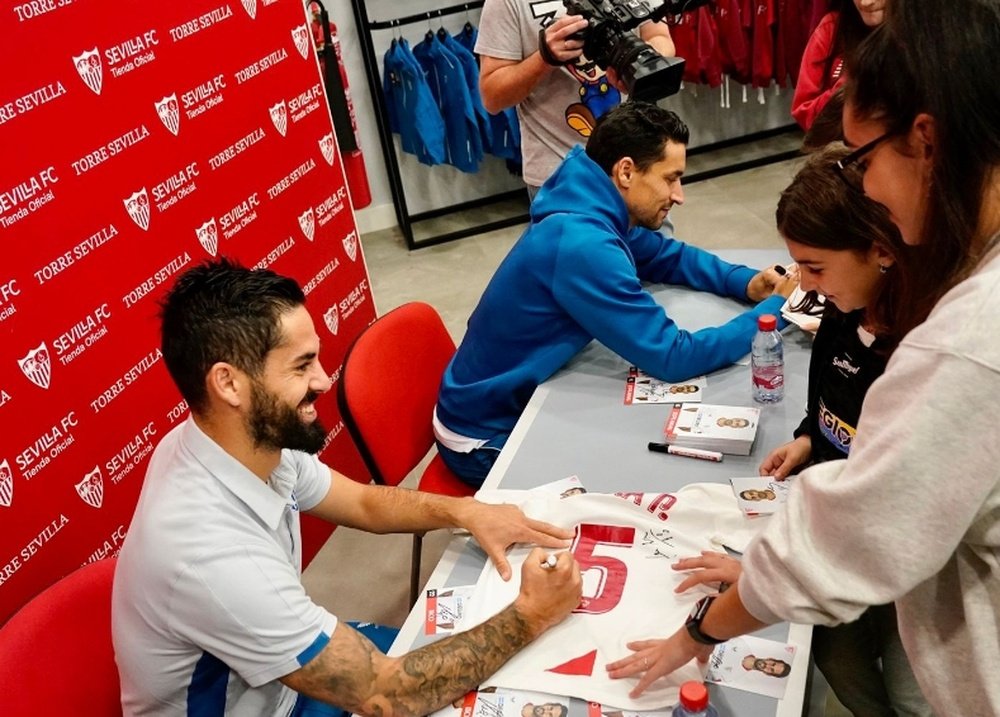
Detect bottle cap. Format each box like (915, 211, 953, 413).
(757, 314, 777, 331)
(679, 680, 709, 710)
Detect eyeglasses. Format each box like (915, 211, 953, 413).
(835, 132, 891, 193)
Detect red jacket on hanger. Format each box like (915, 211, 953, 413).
(791, 11, 843, 130)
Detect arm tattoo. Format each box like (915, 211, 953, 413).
(323, 603, 533, 717)
(285, 603, 538, 717)
(388, 604, 534, 716)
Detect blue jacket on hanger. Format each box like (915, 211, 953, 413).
(382, 41, 403, 135)
(453, 23, 521, 163)
(384, 39, 447, 165)
(440, 30, 492, 155)
(456, 22, 478, 54)
(412, 33, 482, 172)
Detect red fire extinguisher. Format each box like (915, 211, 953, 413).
(310, 1, 372, 209)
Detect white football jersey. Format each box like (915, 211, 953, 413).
(465, 483, 758, 710)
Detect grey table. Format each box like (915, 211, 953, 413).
(391, 250, 815, 717)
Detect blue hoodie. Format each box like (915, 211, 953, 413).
(437, 145, 786, 441)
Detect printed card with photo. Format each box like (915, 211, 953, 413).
(730, 476, 793, 516)
(431, 688, 570, 717)
(472, 477, 588, 516)
(586, 701, 670, 717)
(706, 634, 797, 699)
(624, 367, 706, 405)
(664, 404, 760, 455)
(424, 585, 476, 635)
(529, 475, 588, 500)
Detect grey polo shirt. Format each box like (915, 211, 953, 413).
(112, 418, 336, 716)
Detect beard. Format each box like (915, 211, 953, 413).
(246, 380, 327, 454)
(636, 209, 668, 231)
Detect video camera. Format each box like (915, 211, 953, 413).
(562, 0, 712, 103)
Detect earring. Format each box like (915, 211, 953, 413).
(879, 264, 889, 274)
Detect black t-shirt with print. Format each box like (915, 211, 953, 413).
(793, 305, 889, 465)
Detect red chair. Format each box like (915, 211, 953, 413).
(338, 302, 474, 606)
(0, 557, 121, 716)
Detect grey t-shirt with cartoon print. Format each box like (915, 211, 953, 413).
(476, 0, 622, 187)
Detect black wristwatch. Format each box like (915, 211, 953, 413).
(685, 596, 727, 645)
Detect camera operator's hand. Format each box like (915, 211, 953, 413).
(539, 15, 589, 66)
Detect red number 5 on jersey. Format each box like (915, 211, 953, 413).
(572, 523, 634, 614)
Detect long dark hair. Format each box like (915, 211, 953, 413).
(823, 1, 877, 84)
(846, 0, 1000, 336)
(776, 144, 909, 348)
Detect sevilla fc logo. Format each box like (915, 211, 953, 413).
(155, 94, 180, 136)
(269, 100, 288, 137)
(319, 133, 336, 165)
(76, 466, 105, 509)
(124, 188, 151, 231)
(298, 208, 315, 242)
(323, 305, 340, 336)
(292, 24, 311, 59)
(241, 0, 257, 18)
(18, 342, 51, 390)
(72, 48, 103, 95)
(342, 230, 358, 262)
(0, 460, 13, 509)
(196, 218, 219, 256)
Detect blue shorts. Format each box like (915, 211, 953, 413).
(435, 435, 507, 489)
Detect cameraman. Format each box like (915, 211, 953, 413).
(476, 0, 674, 199)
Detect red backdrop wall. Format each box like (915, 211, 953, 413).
(0, 0, 376, 624)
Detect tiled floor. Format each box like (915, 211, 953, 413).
(301, 144, 850, 716)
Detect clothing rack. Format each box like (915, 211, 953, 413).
(366, 0, 484, 31)
(349, 0, 801, 250)
(350, 0, 529, 250)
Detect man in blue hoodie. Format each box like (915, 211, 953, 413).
(434, 102, 797, 487)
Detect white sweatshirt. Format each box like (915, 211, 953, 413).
(739, 246, 1000, 714)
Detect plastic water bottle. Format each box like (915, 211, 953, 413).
(672, 681, 720, 717)
(751, 313, 784, 404)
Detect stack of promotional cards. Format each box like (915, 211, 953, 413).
(623, 367, 706, 405)
(663, 404, 760, 455)
(729, 476, 792, 516)
(706, 634, 797, 699)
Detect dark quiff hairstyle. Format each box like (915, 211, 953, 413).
(776, 143, 909, 348)
(585, 101, 689, 175)
(160, 258, 306, 413)
(846, 0, 1000, 335)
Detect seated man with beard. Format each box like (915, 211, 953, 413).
(112, 259, 582, 717)
(435, 102, 797, 487)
